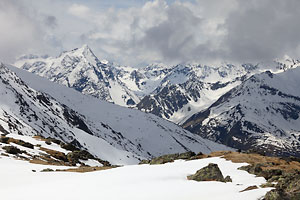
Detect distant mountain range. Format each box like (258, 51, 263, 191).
(14, 45, 300, 156)
(0, 63, 231, 165)
(183, 69, 300, 156)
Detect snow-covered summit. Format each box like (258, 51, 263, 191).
(14, 46, 300, 125)
(15, 45, 140, 107)
(183, 67, 300, 157)
(2, 63, 233, 164)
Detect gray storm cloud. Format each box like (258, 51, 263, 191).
(0, 0, 44, 62)
(44, 16, 58, 29)
(224, 0, 300, 62)
(1, 0, 300, 66)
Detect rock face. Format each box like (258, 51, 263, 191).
(238, 163, 300, 200)
(17, 46, 300, 124)
(14, 45, 140, 107)
(2, 63, 233, 165)
(136, 64, 253, 124)
(187, 163, 230, 182)
(183, 68, 300, 157)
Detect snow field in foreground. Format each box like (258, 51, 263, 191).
(0, 156, 272, 200)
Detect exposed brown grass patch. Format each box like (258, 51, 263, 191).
(206, 151, 300, 173)
(30, 152, 67, 166)
(240, 185, 259, 192)
(39, 147, 68, 162)
(56, 166, 117, 173)
(29, 159, 64, 166)
(1, 153, 9, 157)
(0, 136, 34, 149)
(33, 135, 47, 141)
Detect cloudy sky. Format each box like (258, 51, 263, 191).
(1, 0, 300, 66)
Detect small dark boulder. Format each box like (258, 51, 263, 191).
(149, 153, 179, 165)
(187, 163, 229, 182)
(178, 151, 196, 160)
(45, 140, 51, 145)
(0, 136, 9, 144)
(238, 163, 263, 175)
(12, 139, 34, 149)
(139, 159, 150, 165)
(47, 137, 61, 145)
(224, 175, 233, 182)
(41, 168, 54, 172)
(61, 143, 79, 151)
(3, 145, 22, 155)
(67, 150, 95, 165)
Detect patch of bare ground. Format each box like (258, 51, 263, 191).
(207, 151, 300, 172)
(55, 166, 118, 173)
(240, 185, 259, 192)
(204, 151, 300, 199)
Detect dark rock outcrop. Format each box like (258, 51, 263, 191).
(139, 151, 196, 165)
(187, 163, 230, 182)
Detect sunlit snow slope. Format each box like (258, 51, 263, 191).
(0, 156, 272, 200)
(3, 64, 232, 165)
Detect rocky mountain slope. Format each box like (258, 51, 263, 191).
(15, 45, 139, 107)
(1, 63, 232, 165)
(13, 46, 300, 157)
(183, 68, 300, 157)
(15, 46, 300, 125)
(136, 63, 254, 124)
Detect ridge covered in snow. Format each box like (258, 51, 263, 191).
(183, 68, 300, 156)
(15, 45, 300, 124)
(15, 45, 139, 107)
(0, 63, 232, 165)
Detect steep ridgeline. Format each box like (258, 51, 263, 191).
(183, 68, 300, 157)
(15, 45, 139, 107)
(15, 45, 300, 125)
(4, 64, 233, 165)
(136, 63, 257, 124)
(0, 63, 140, 164)
(135, 59, 300, 124)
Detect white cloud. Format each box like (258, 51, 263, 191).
(68, 4, 90, 19)
(66, 0, 221, 65)
(1, 0, 300, 67)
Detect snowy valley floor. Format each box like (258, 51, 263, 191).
(0, 156, 272, 200)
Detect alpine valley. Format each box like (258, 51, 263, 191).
(14, 45, 300, 157)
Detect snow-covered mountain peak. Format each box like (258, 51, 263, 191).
(74, 44, 96, 59)
(183, 67, 300, 157)
(14, 46, 140, 106)
(1, 63, 233, 165)
(14, 45, 300, 126)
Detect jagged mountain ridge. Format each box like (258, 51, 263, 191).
(136, 63, 253, 124)
(15, 45, 139, 107)
(15, 45, 300, 125)
(2, 63, 232, 164)
(0, 63, 141, 164)
(183, 68, 300, 157)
